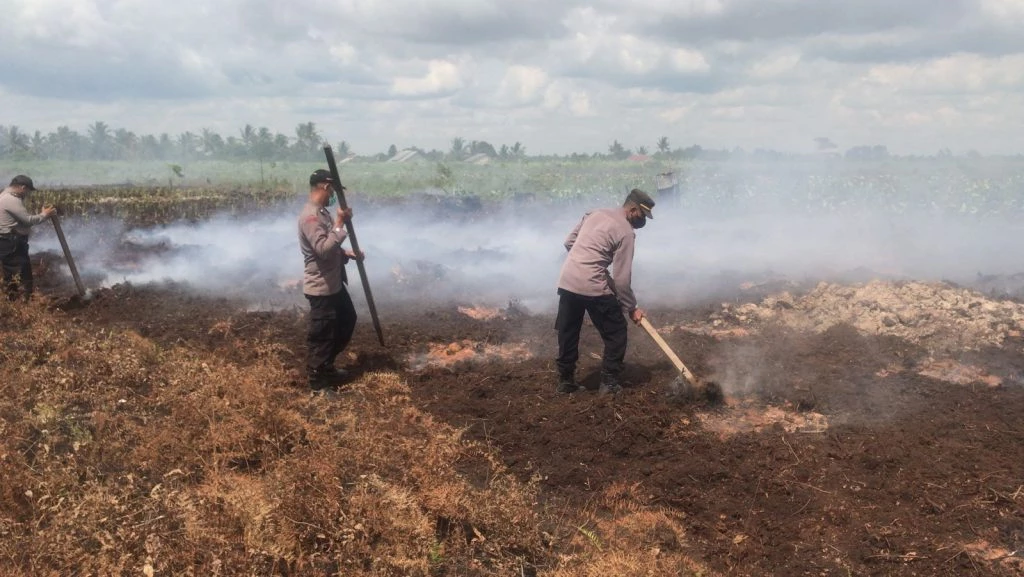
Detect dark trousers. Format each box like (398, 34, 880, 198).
(555, 288, 628, 377)
(0, 236, 32, 301)
(305, 287, 357, 374)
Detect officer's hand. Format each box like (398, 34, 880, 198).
(631, 308, 646, 325)
(41, 206, 57, 219)
(335, 207, 353, 226)
(345, 249, 365, 261)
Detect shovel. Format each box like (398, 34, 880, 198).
(639, 317, 722, 403)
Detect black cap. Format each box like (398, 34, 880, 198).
(9, 175, 35, 191)
(309, 169, 333, 187)
(626, 188, 654, 219)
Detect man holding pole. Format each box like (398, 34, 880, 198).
(554, 188, 654, 395)
(0, 175, 56, 301)
(298, 169, 364, 391)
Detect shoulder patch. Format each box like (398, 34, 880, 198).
(304, 215, 319, 223)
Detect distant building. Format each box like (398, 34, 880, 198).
(463, 152, 491, 165)
(656, 171, 680, 201)
(388, 149, 423, 163)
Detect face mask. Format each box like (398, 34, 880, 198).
(629, 214, 647, 229)
(326, 191, 337, 207)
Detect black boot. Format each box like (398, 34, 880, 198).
(556, 368, 579, 394)
(598, 370, 622, 395)
(308, 366, 349, 391)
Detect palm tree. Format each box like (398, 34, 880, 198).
(608, 140, 628, 160)
(657, 136, 670, 154)
(51, 126, 80, 160)
(200, 128, 224, 157)
(240, 124, 257, 158)
(449, 137, 466, 159)
(294, 121, 321, 159)
(30, 131, 47, 159)
(3, 126, 30, 157)
(114, 128, 139, 160)
(177, 131, 198, 159)
(88, 121, 111, 160)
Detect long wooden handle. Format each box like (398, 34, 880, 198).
(51, 214, 85, 297)
(639, 317, 697, 385)
(324, 145, 386, 347)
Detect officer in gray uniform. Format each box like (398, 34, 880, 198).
(298, 169, 363, 391)
(0, 175, 56, 300)
(555, 188, 654, 395)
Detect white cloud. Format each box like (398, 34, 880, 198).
(391, 60, 464, 97)
(0, 0, 1021, 155)
(497, 65, 549, 105)
(862, 53, 1024, 94)
(569, 91, 595, 116)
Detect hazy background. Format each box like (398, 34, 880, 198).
(29, 159, 1024, 314)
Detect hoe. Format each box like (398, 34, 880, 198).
(639, 317, 723, 403)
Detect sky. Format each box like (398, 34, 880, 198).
(3, 0, 1024, 156)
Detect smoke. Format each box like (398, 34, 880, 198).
(29, 159, 1024, 315)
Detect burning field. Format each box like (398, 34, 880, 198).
(2, 193, 1024, 576)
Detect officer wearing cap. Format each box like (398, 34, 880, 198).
(554, 188, 654, 395)
(298, 169, 364, 391)
(0, 175, 56, 300)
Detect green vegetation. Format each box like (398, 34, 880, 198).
(4, 155, 1024, 224)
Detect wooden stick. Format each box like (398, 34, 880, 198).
(50, 213, 85, 297)
(323, 145, 386, 347)
(639, 317, 697, 386)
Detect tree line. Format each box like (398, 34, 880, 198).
(2, 122, 1007, 163)
(0, 121, 533, 163)
(0, 122, 343, 163)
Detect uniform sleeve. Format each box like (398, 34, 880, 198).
(4, 199, 45, 227)
(299, 215, 346, 259)
(610, 232, 637, 313)
(563, 213, 589, 251)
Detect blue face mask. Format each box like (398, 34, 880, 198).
(326, 191, 337, 207)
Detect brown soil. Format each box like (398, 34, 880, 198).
(9, 250, 1024, 576)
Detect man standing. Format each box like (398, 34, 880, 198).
(298, 169, 363, 391)
(555, 188, 654, 395)
(0, 175, 56, 301)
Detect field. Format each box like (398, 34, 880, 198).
(2, 159, 1024, 575)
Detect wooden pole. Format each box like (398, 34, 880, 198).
(51, 213, 86, 297)
(323, 145, 386, 347)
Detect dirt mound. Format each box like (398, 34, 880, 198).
(712, 280, 1024, 352)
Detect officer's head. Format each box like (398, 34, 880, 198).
(623, 188, 654, 229)
(308, 169, 336, 206)
(9, 175, 36, 197)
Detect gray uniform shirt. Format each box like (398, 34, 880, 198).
(0, 188, 47, 236)
(557, 207, 638, 313)
(298, 201, 349, 296)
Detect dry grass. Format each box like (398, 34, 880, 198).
(0, 297, 712, 576)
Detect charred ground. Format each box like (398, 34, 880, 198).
(4, 242, 1020, 576)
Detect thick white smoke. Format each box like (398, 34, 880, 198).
(29, 162, 1024, 314)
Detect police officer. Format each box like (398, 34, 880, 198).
(0, 175, 56, 301)
(554, 188, 654, 395)
(298, 169, 363, 391)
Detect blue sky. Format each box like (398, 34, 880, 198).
(2, 0, 1023, 155)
